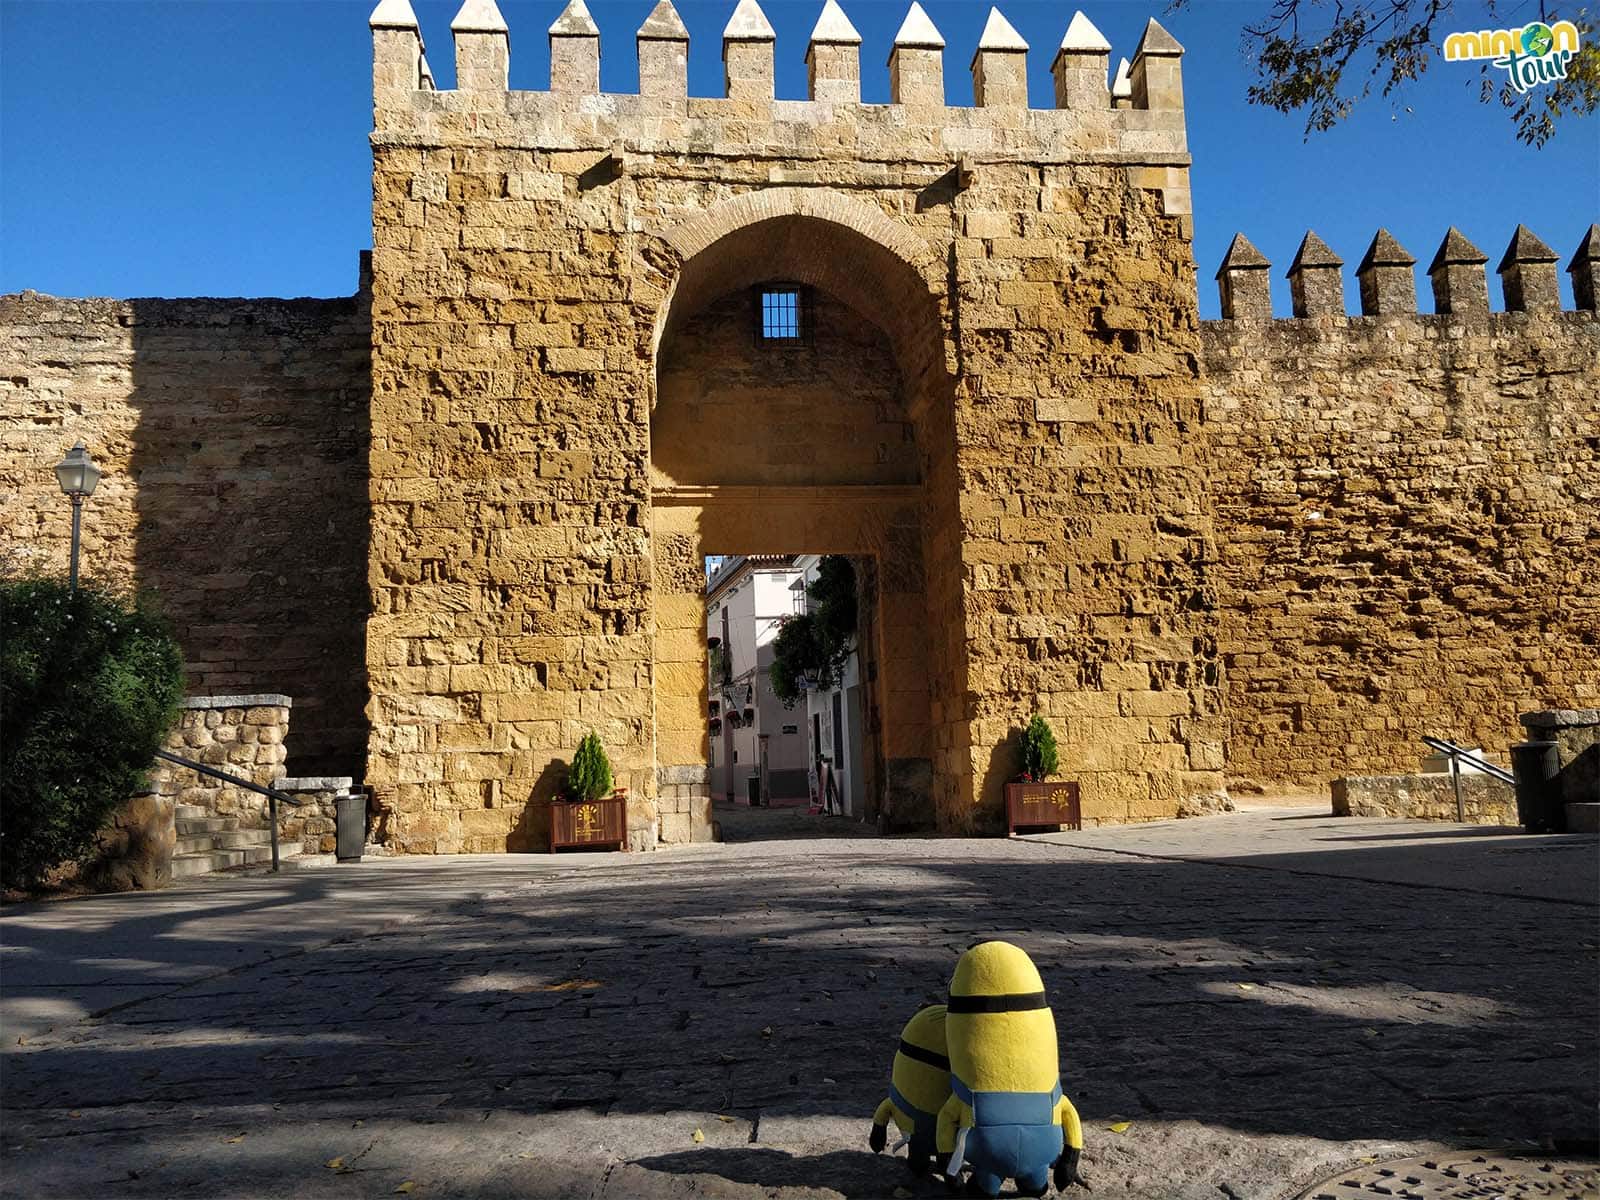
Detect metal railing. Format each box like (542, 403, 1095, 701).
(1421, 736, 1516, 822)
(154, 750, 301, 872)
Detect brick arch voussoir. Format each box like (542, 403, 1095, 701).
(659, 188, 941, 278)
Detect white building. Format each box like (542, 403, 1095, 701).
(704, 556, 811, 805)
(792, 554, 868, 818)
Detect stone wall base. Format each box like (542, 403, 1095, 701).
(1332, 774, 1517, 826)
(73, 794, 175, 892)
(274, 777, 360, 855)
(656, 765, 714, 847)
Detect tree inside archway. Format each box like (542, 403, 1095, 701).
(769, 556, 857, 709)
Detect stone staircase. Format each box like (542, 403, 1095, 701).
(172, 804, 300, 879)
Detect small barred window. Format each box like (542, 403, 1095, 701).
(757, 287, 809, 344)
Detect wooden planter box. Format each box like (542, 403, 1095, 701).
(550, 793, 627, 853)
(1005, 781, 1081, 835)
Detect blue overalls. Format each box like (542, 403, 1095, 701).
(946, 1078, 1065, 1197)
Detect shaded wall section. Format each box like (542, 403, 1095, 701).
(1203, 309, 1600, 787)
(0, 290, 372, 777)
(653, 291, 915, 490)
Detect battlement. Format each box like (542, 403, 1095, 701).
(1211, 224, 1599, 320)
(368, 0, 1191, 220)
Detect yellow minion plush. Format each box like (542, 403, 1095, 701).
(869, 1004, 951, 1174)
(936, 942, 1086, 1197)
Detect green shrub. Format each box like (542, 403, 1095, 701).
(566, 731, 613, 802)
(1, 578, 185, 889)
(1019, 714, 1059, 781)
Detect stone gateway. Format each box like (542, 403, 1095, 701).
(2, 0, 1595, 853)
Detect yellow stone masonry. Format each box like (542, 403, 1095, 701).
(5, 4, 1592, 854)
(363, 1, 1215, 848)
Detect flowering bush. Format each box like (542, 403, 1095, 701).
(0, 578, 184, 888)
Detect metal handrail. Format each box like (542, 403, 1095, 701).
(1420, 737, 1516, 783)
(154, 749, 301, 872)
(1421, 736, 1516, 822)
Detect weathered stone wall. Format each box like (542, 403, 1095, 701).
(1332, 774, 1517, 825)
(0, 293, 371, 776)
(953, 167, 1222, 830)
(363, 6, 1219, 848)
(72, 795, 176, 893)
(55, 695, 292, 892)
(152, 695, 292, 825)
(1204, 303, 1600, 788)
(1521, 709, 1600, 807)
(276, 777, 363, 855)
(654, 291, 914, 489)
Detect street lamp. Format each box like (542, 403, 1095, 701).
(54, 441, 100, 592)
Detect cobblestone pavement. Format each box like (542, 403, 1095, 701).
(714, 801, 883, 843)
(1, 810, 1595, 1200)
(1294, 1150, 1600, 1198)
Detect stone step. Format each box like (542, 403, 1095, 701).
(174, 803, 209, 820)
(172, 838, 302, 876)
(176, 816, 239, 835)
(216, 828, 274, 849)
(174, 829, 275, 855)
(172, 848, 250, 877)
(173, 844, 280, 876)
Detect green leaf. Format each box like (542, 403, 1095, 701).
(1, 577, 184, 889)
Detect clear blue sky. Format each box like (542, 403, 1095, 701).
(2, 1, 1595, 316)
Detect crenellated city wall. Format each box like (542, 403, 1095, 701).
(0, 290, 372, 777)
(363, 0, 1223, 849)
(3, 0, 1597, 848)
(1202, 224, 1600, 786)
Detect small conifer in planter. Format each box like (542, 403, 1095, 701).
(550, 732, 626, 852)
(1018, 714, 1059, 783)
(566, 732, 613, 801)
(1004, 713, 1080, 835)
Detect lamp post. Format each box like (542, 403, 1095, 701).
(54, 441, 101, 592)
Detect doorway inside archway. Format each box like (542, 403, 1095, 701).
(647, 216, 958, 843)
(703, 552, 887, 844)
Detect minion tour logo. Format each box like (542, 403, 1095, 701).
(1444, 19, 1582, 92)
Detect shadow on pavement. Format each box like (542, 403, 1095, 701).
(633, 1147, 900, 1197)
(0, 829, 1595, 1197)
(714, 801, 883, 844)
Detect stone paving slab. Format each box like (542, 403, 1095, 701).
(1, 814, 1596, 1199)
(1028, 808, 1600, 904)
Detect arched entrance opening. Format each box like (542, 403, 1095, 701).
(646, 197, 963, 839)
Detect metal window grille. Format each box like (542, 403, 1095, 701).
(757, 287, 809, 344)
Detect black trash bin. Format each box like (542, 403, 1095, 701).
(335, 791, 367, 862)
(1510, 739, 1563, 833)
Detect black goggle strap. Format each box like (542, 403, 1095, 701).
(896, 1039, 950, 1071)
(946, 991, 1048, 1013)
